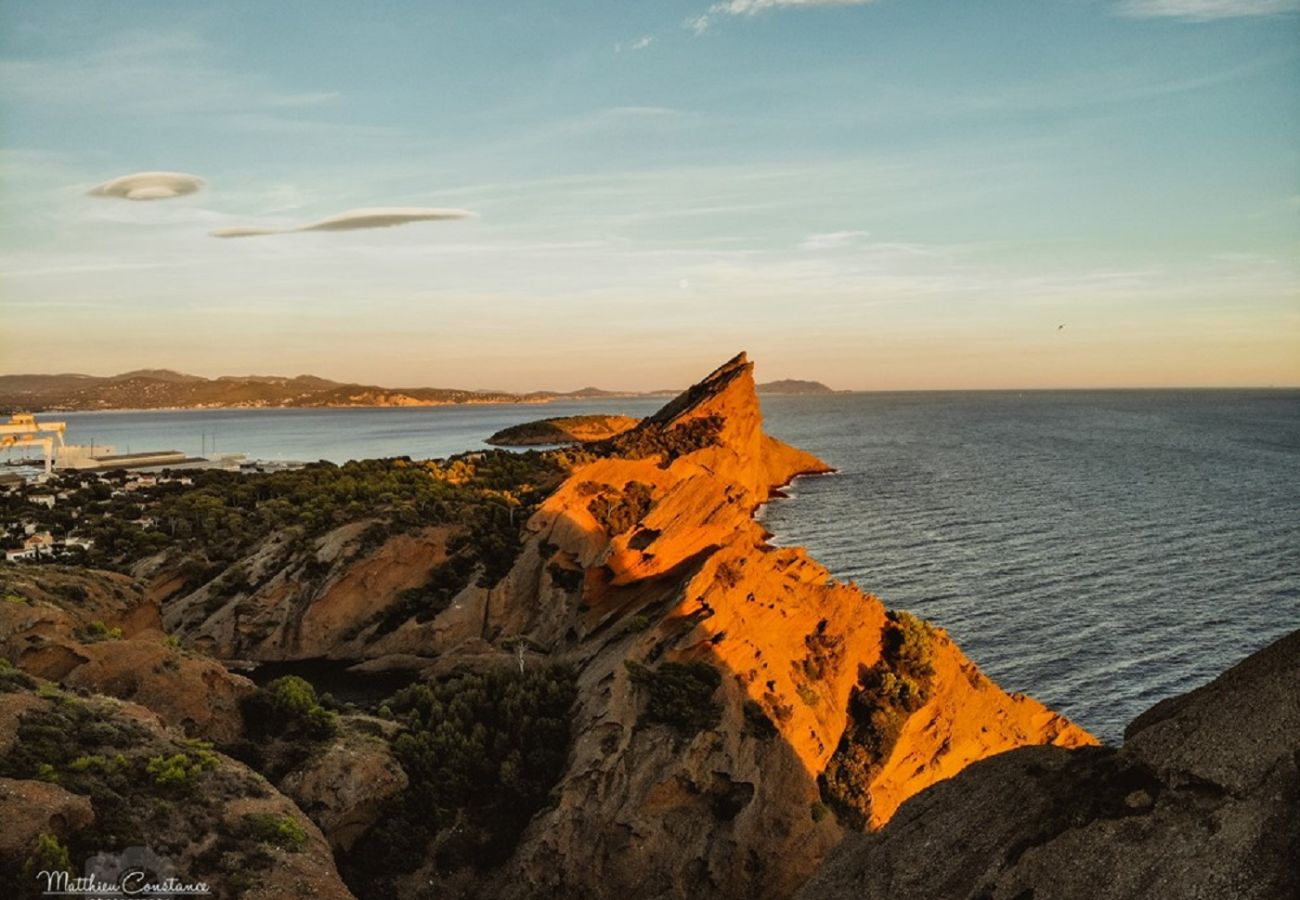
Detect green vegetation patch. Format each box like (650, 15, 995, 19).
(343, 665, 577, 898)
(240, 813, 307, 851)
(242, 675, 338, 742)
(819, 610, 937, 829)
(596, 415, 725, 465)
(626, 659, 722, 736)
(75, 619, 123, 643)
(587, 481, 654, 535)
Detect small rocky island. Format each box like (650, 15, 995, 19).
(485, 413, 639, 446)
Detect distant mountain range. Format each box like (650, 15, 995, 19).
(0, 370, 837, 413)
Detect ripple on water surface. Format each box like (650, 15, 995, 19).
(758, 390, 1300, 743)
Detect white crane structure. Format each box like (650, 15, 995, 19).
(0, 413, 67, 475)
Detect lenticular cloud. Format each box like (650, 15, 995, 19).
(210, 207, 474, 238)
(88, 171, 207, 201)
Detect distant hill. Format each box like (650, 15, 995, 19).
(0, 371, 552, 412)
(756, 379, 835, 395)
(0, 369, 838, 412)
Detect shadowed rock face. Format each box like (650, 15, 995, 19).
(799, 628, 1300, 900)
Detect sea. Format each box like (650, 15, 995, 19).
(21, 390, 1300, 744)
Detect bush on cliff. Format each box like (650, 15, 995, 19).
(626, 659, 723, 735)
(241, 675, 338, 743)
(588, 481, 654, 535)
(819, 610, 937, 829)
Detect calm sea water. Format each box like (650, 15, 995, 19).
(26, 391, 1300, 743)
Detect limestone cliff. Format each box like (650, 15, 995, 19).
(80, 351, 1094, 899)
(799, 628, 1300, 900)
(454, 353, 1094, 898)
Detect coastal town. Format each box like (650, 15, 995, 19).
(0, 412, 269, 565)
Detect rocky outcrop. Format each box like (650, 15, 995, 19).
(278, 718, 408, 852)
(59, 351, 1094, 900)
(451, 353, 1093, 899)
(0, 568, 253, 742)
(0, 678, 355, 900)
(799, 628, 1300, 900)
(163, 524, 455, 662)
(0, 777, 95, 857)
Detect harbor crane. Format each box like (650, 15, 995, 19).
(0, 413, 67, 475)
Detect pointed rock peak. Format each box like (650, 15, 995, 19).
(645, 351, 754, 428)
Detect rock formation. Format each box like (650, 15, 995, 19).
(799, 628, 1300, 900)
(462, 353, 1092, 898)
(0, 352, 1098, 900)
(0, 675, 355, 899)
(0, 568, 253, 743)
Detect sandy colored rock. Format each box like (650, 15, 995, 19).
(165, 524, 453, 661)
(279, 721, 408, 852)
(0, 575, 254, 742)
(0, 777, 95, 856)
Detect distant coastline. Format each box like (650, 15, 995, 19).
(0, 369, 837, 414)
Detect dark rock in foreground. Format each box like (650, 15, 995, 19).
(799, 629, 1300, 900)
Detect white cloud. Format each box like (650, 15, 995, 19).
(616, 35, 656, 51)
(799, 229, 870, 251)
(688, 0, 877, 32)
(210, 207, 474, 238)
(88, 171, 206, 201)
(1116, 0, 1299, 18)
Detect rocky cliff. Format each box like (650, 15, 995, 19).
(459, 353, 1092, 898)
(1, 352, 1097, 900)
(799, 628, 1300, 900)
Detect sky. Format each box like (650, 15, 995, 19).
(0, 0, 1297, 391)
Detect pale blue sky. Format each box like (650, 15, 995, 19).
(1, 0, 1297, 389)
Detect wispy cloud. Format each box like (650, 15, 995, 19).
(688, 0, 877, 33)
(1116, 0, 1299, 18)
(615, 35, 655, 51)
(799, 229, 870, 250)
(210, 207, 474, 239)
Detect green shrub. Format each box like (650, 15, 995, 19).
(587, 481, 654, 535)
(24, 833, 71, 881)
(0, 657, 36, 693)
(77, 620, 122, 643)
(242, 676, 338, 740)
(818, 610, 938, 829)
(796, 684, 820, 707)
(625, 660, 722, 735)
(242, 813, 307, 851)
(144, 750, 216, 790)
